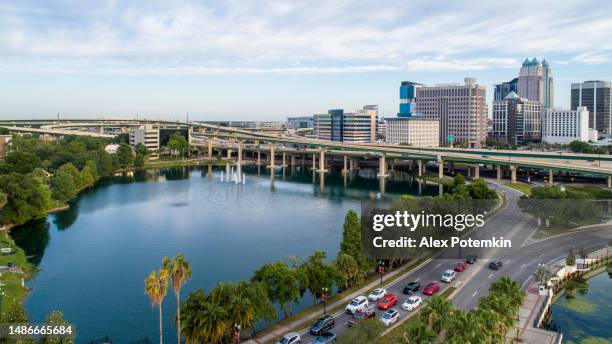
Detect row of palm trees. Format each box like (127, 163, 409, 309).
(145, 253, 192, 344)
(402, 276, 525, 344)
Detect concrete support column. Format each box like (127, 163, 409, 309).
(268, 145, 275, 168)
(377, 155, 387, 177)
(511, 165, 517, 183)
(318, 149, 326, 172)
(342, 155, 348, 173)
(312, 153, 317, 170)
(290, 155, 296, 166)
(467, 166, 472, 178)
(237, 141, 243, 164)
(548, 169, 554, 186)
(449, 162, 454, 174)
(526, 168, 531, 183)
(438, 159, 444, 179)
(257, 151, 261, 165)
(474, 164, 480, 179)
(208, 139, 213, 159)
(496, 165, 502, 181)
(608, 176, 612, 188)
(281, 151, 287, 167)
(417, 160, 423, 176)
(226, 149, 232, 160)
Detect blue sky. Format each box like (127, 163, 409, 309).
(1, 0, 612, 120)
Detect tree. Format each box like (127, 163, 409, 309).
(298, 251, 341, 305)
(338, 209, 369, 275)
(135, 143, 150, 157)
(57, 163, 82, 190)
(0, 173, 50, 225)
(568, 140, 593, 153)
(167, 132, 189, 158)
(80, 164, 96, 188)
(419, 295, 453, 333)
(252, 261, 301, 318)
(4, 151, 42, 174)
(94, 151, 113, 176)
(51, 169, 77, 202)
(40, 311, 73, 344)
(533, 265, 553, 286)
(489, 276, 525, 308)
(3, 302, 29, 323)
(445, 309, 485, 342)
(117, 143, 134, 168)
(84, 160, 99, 182)
(468, 178, 497, 199)
(135, 154, 145, 168)
(335, 253, 360, 289)
(401, 321, 436, 344)
(145, 267, 170, 344)
(163, 253, 192, 344)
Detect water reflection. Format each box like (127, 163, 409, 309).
(11, 219, 50, 266)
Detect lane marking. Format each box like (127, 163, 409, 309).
(488, 273, 494, 279)
(520, 263, 526, 269)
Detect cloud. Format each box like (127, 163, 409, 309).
(1, 0, 612, 75)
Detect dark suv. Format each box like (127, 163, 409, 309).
(402, 281, 421, 295)
(310, 315, 335, 335)
(489, 260, 502, 270)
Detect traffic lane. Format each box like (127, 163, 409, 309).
(297, 259, 475, 343)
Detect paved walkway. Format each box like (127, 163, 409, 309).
(508, 279, 561, 343)
(247, 258, 430, 344)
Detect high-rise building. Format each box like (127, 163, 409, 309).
(415, 78, 488, 147)
(130, 124, 161, 157)
(399, 81, 422, 117)
(542, 107, 597, 144)
(385, 117, 439, 146)
(287, 116, 314, 129)
(491, 92, 543, 145)
(571, 80, 611, 136)
(313, 106, 377, 143)
(494, 78, 518, 101)
(518, 58, 554, 108)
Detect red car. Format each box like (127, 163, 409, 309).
(454, 261, 467, 272)
(377, 294, 398, 310)
(423, 282, 440, 296)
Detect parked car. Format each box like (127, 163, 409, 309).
(402, 281, 420, 295)
(454, 261, 467, 272)
(423, 282, 440, 295)
(381, 309, 400, 327)
(466, 255, 477, 264)
(277, 332, 301, 344)
(310, 315, 335, 335)
(401, 295, 423, 311)
(489, 260, 503, 270)
(312, 332, 337, 344)
(441, 269, 457, 283)
(377, 294, 398, 310)
(368, 288, 387, 302)
(346, 305, 376, 327)
(345, 296, 368, 314)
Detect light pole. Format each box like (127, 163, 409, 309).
(0, 290, 4, 322)
(234, 323, 241, 344)
(321, 287, 328, 315)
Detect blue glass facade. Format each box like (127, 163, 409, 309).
(329, 109, 344, 142)
(399, 81, 419, 117)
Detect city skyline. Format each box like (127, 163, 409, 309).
(2, 0, 612, 119)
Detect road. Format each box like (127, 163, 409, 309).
(295, 180, 543, 343)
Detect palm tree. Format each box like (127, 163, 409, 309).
(477, 308, 506, 343)
(402, 321, 436, 344)
(445, 309, 487, 343)
(489, 276, 525, 308)
(419, 295, 454, 334)
(200, 301, 229, 344)
(164, 254, 192, 344)
(145, 268, 170, 344)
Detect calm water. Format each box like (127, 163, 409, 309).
(549, 271, 612, 344)
(12, 165, 440, 343)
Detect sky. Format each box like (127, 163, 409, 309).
(1, 0, 612, 120)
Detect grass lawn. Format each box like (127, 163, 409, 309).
(144, 158, 234, 169)
(376, 287, 456, 344)
(418, 174, 454, 187)
(564, 186, 612, 199)
(502, 182, 532, 195)
(0, 232, 35, 316)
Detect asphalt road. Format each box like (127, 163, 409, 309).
(296, 180, 547, 343)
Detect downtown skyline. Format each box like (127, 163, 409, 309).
(1, 0, 612, 119)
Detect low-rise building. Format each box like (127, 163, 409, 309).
(287, 116, 314, 129)
(313, 106, 378, 143)
(129, 124, 160, 158)
(542, 107, 594, 144)
(385, 117, 439, 146)
(0, 135, 12, 158)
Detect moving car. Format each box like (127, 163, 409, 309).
(441, 270, 457, 283)
(402, 281, 420, 295)
(381, 309, 400, 327)
(312, 332, 337, 344)
(423, 282, 440, 295)
(345, 305, 376, 327)
(368, 288, 387, 302)
(454, 261, 467, 272)
(310, 315, 335, 335)
(401, 295, 423, 311)
(377, 294, 398, 310)
(345, 296, 368, 314)
(277, 332, 301, 344)
(466, 255, 477, 264)
(489, 260, 503, 270)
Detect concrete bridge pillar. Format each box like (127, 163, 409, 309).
(526, 168, 531, 183)
(467, 166, 471, 178)
(268, 145, 275, 168)
(342, 156, 348, 174)
(608, 176, 612, 188)
(548, 169, 554, 186)
(226, 149, 232, 160)
(312, 153, 317, 170)
(510, 165, 517, 183)
(290, 155, 296, 166)
(377, 155, 388, 177)
(449, 162, 454, 175)
(237, 141, 243, 164)
(318, 149, 327, 172)
(438, 159, 444, 179)
(281, 151, 287, 167)
(257, 151, 262, 165)
(417, 160, 423, 176)
(473, 164, 480, 179)
(208, 139, 213, 159)
(496, 165, 502, 181)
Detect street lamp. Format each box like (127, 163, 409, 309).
(321, 287, 328, 315)
(0, 291, 4, 322)
(234, 323, 241, 344)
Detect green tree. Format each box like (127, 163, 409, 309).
(84, 160, 99, 181)
(80, 164, 96, 188)
(419, 295, 453, 333)
(40, 311, 73, 344)
(568, 140, 593, 153)
(94, 151, 113, 175)
(401, 321, 436, 344)
(145, 267, 170, 344)
(298, 251, 340, 305)
(468, 178, 497, 199)
(5, 151, 42, 174)
(3, 302, 29, 323)
(445, 309, 486, 342)
(181, 290, 228, 344)
(338, 209, 369, 274)
(167, 132, 189, 158)
(335, 253, 360, 289)
(57, 163, 82, 189)
(252, 261, 300, 318)
(0, 173, 50, 225)
(489, 276, 525, 308)
(135, 154, 145, 168)
(117, 143, 134, 168)
(163, 253, 192, 344)
(51, 170, 77, 202)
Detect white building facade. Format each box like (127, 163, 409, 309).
(542, 107, 594, 144)
(385, 117, 439, 146)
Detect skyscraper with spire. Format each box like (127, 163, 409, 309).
(517, 57, 554, 108)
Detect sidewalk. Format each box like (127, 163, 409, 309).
(508, 283, 560, 344)
(248, 258, 431, 344)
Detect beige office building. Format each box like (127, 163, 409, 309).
(385, 117, 439, 146)
(129, 124, 160, 158)
(415, 78, 488, 147)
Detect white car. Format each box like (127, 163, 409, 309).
(368, 288, 387, 302)
(401, 295, 422, 311)
(277, 332, 301, 344)
(345, 296, 368, 314)
(441, 270, 457, 283)
(381, 309, 399, 327)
